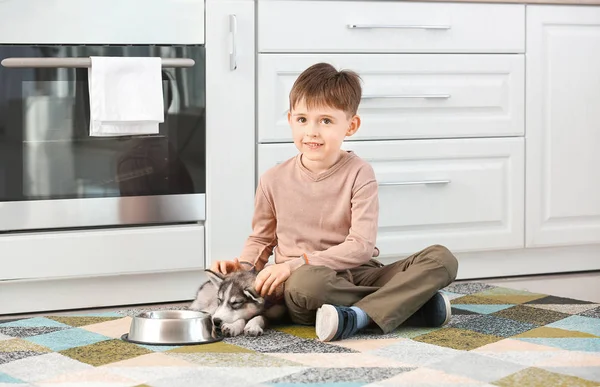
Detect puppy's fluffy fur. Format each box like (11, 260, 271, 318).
(189, 269, 287, 337)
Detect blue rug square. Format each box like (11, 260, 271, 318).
(546, 315, 600, 337)
(0, 372, 24, 383)
(0, 317, 70, 329)
(450, 304, 513, 315)
(516, 338, 600, 352)
(23, 328, 111, 351)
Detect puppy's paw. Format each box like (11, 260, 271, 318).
(221, 320, 245, 337)
(244, 320, 264, 337)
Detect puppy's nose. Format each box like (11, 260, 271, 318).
(213, 318, 222, 327)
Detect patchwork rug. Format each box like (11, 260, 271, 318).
(1, 283, 599, 387)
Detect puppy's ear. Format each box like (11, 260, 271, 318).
(243, 287, 264, 304)
(204, 270, 224, 288)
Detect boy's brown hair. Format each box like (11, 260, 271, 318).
(289, 62, 362, 117)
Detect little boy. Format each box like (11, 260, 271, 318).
(211, 62, 459, 342)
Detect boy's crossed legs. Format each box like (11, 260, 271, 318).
(283, 244, 459, 341)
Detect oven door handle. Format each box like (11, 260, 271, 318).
(0, 57, 195, 68)
(229, 14, 238, 71)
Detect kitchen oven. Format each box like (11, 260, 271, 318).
(0, 0, 256, 315)
(0, 42, 205, 232)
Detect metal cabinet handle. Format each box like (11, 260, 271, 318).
(347, 24, 451, 30)
(362, 94, 451, 100)
(229, 14, 237, 71)
(379, 180, 451, 186)
(0, 57, 195, 68)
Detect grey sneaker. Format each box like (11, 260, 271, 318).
(315, 304, 360, 342)
(405, 291, 452, 327)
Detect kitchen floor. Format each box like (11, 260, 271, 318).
(470, 271, 600, 303)
(2, 271, 599, 320)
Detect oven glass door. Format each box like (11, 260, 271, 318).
(0, 45, 205, 232)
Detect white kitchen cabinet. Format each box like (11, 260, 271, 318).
(258, 1, 525, 54)
(526, 5, 600, 248)
(0, 0, 205, 44)
(258, 138, 525, 256)
(258, 54, 525, 143)
(205, 0, 256, 266)
(255, 1, 600, 279)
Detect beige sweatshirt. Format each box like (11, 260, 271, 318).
(239, 150, 380, 272)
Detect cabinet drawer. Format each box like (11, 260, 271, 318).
(0, 225, 205, 281)
(258, 1, 524, 53)
(258, 138, 524, 255)
(258, 54, 525, 142)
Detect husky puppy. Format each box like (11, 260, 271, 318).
(189, 269, 287, 337)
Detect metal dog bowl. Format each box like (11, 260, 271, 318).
(121, 310, 221, 345)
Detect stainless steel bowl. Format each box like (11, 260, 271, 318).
(121, 310, 221, 345)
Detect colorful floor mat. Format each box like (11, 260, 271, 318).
(1, 283, 599, 387)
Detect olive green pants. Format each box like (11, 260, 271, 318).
(283, 244, 459, 334)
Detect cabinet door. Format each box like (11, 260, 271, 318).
(258, 1, 525, 54)
(526, 6, 600, 247)
(258, 54, 524, 143)
(258, 138, 525, 256)
(205, 1, 255, 265)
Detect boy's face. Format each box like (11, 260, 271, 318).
(288, 99, 360, 173)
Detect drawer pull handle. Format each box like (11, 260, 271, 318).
(362, 94, 451, 100)
(347, 24, 451, 30)
(379, 180, 451, 187)
(229, 14, 238, 71)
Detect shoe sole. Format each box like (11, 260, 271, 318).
(440, 292, 452, 326)
(315, 304, 339, 342)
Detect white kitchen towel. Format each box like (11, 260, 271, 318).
(88, 56, 164, 137)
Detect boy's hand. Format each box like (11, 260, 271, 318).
(255, 264, 291, 297)
(210, 258, 242, 275)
